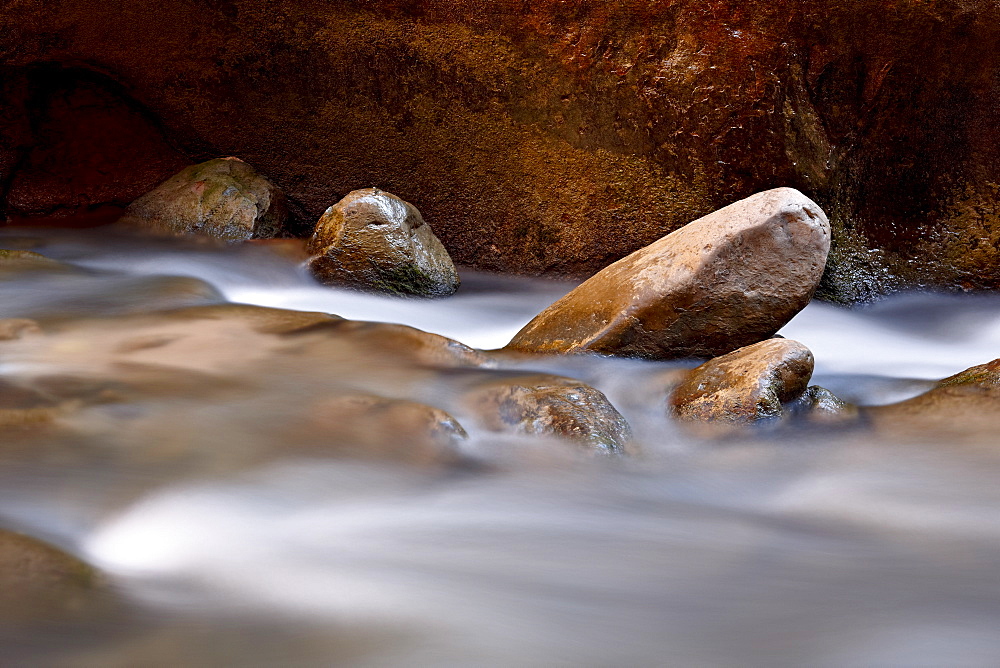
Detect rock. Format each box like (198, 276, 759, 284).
(0, 318, 41, 340)
(0, 529, 101, 622)
(118, 158, 288, 241)
(163, 303, 341, 335)
(0, 250, 72, 273)
(293, 394, 468, 466)
(793, 385, 859, 425)
(869, 359, 1000, 440)
(462, 373, 631, 454)
(0, 66, 190, 226)
(669, 338, 815, 423)
(507, 189, 830, 359)
(285, 319, 489, 369)
(307, 188, 460, 297)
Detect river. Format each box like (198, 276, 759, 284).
(2, 227, 1000, 666)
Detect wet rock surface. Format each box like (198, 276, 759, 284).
(307, 188, 459, 297)
(507, 189, 830, 359)
(461, 373, 632, 454)
(869, 359, 1000, 440)
(0, 529, 102, 623)
(118, 158, 288, 241)
(294, 394, 469, 466)
(670, 338, 815, 423)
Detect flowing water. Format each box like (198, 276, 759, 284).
(3, 228, 1000, 666)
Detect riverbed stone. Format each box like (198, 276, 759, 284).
(462, 373, 631, 454)
(0, 529, 101, 622)
(507, 189, 830, 359)
(670, 338, 815, 423)
(306, 188, 460, 297)
(296, 394, 468, 466)
(119, 157, 288, 241)
(869, 358, 1000, 440)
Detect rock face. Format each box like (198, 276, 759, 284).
(119, 158, 288, 241)
(507, 189, 830, 359)
(3, 1, 999, 298)
(670, 338, 815, 423)
(307, 188, 459, 297)
(0, 66, 190, 226)
(462, 373, 631, 454)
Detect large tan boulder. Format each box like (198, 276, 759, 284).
(669, 338, 815, 423)
(307, 188, 460, 297)
(119, 157, 288, 241)
(506, 188, 830, 359)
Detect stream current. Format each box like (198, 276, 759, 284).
(2, 228, 1000, 665)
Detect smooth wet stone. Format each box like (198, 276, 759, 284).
(795, 385, 859, 424)
(506, 188, 830, 360)
(286, 319, 489, 369)
(307, 188, 460, 297)
(869, 359, 1000, 440)
(0, 249, 73, 273)
(670, 338, 815, 423)
(462, 373, 631, 454)
(163, 303, 342, 335)
(294, 393, 469, 466)
(0, 318, 41, 340)
(119, 157, 288, 241)
(0, 529, 101, 622)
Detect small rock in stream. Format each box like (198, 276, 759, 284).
(506, 188, 830, 359)
(306, 188, 460, 297)
(0, 529, 105, 623)
(869, 358, 1000, 440)
(294, 393, 469, 466)
(669, 338, 815, 423)
(118, 157, 288, 241)
(462, 373, 632, 454)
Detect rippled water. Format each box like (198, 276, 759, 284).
(3, 228, 1000, 666)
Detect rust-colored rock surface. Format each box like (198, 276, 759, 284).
(307, 188, 459, 296)
(0, 66, 190, 226)
(506, 188, 829, 359)
(1, 1, 999, 298)
(669, 338, 815, 422)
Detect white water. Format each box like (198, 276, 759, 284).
(3, 229, 1000, 666)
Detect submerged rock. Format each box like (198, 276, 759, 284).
(869, 359, 1000, 440)
(670, 338, 815, 423)
(506, 188, 830, 360)
(0, 529, 102, 622)
(306, 188, 460, 297)
(0, 249, 73, 273)
(295, 394, 468, 466)
(462, 373, 631, 454)
(119, 157, 288, 241)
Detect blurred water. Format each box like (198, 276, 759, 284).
(2, 228, 1000, 666)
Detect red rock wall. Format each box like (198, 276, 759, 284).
(1, 0, 998, 299)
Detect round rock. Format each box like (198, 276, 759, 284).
(669, 338, 815, 423)
(506, 188, 830, 359)
(306, 188, 460, 297)
(119, 157, 288, 241)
